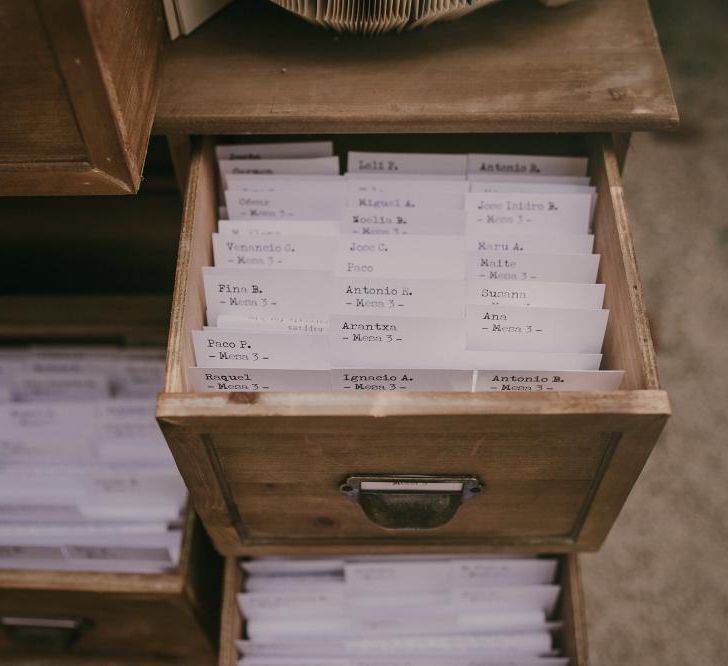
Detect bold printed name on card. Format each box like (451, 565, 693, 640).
(466, 153, 588, 177)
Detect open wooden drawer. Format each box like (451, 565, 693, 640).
(157, 133, 670, 558)
(0, 296, 222, 665)
(217, 554, 589, 666)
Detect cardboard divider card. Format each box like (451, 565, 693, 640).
(347, 152, 467, 175)
(213, 234, 336, 270)
(465, 232, 594, 255)
(224, 189, 345, 220)
(346, 173, 465, 181)
(189, 368, 333, 392)
(349, 179, 469, 196)
(474, 369, 624, 392)
(192, 330, 330, 369)
(216, 141, 334, 160)
(467, 280, 605, 309)
(329, 316, 465, 367)
(467, 252, 600, 283)
(465, 193, 593, 234)
(335, 235, 465, 280)
(331, 369, 473, 392)
(236, 632, 553, 656)
(470, 180, 595, 194)
(224, 174, 344, 190)
(341, 207, 466, 236)
(219, 219, 337, 237)
(466, 305, 609, 354)
(214, 316, 328, 334)
(204, 268, 332, 320)
(333, 277, 465, 318)
(468, 174, 591, 185)
(218, 156, 340, 176)
(466, 154, 588, 177)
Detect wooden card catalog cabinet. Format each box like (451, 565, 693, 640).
(0, 1, 165, 196)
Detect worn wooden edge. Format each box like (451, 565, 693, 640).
(163, 136, 204, 395)
(35, 0, 138, 192)
(0, 165, 134, 196)
(561, 554, 589, 665)
(78, 0, 165, 190)
(593, 134, 663, 390)
(218, 558, 243, 666)
(154, 115, 680, 136)
(158, 390, 670, 422)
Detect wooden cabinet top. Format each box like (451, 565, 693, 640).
(155, 0, 678, 134)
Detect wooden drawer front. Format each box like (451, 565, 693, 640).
(217, 555, 589, 666)
(158, 134, 669, 557)
(0, 588, 207, 663)
(0, 0, 164, 196)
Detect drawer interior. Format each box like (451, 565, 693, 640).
(159, 133, 669, 556)
(167, 132, 657, 392)
(218, 554, 588, 666)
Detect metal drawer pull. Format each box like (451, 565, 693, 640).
(0, 616, 89, 650)
(340, 474, 484, 530)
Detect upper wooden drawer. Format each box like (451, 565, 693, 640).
(0, 1, 165, 196)
(154, 0, 677, 134)
(157, 133, 670, 558)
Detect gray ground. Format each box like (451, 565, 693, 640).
(582, 1, 728, 663)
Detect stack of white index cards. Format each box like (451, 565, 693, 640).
(0, 347, 186, 573)
(235, 555, 569, 666)
(190, 141, 623, 393)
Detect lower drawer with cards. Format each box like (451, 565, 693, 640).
(217, 554, 588, 666)
(0, 296, 222, 665)
(157, 133, 670, 557)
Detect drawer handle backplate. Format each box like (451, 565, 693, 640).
(340, 474, 484, 530)
(0, 616, 89, 651)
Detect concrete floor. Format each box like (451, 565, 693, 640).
(582, 1, 728, 664)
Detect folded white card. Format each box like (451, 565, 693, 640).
(224, 190, 345, 221)
(349, 179, 469, 195)
(336, 236, 465, 280)
(341, 207, 466, 236)
(470, 180, 595, 194)
(347, 152, 467, 176)
(474, 369, 623, 392)
(467, 153, 588, 177)
(204, 268, 332, 320)
(216, 141, 334, 160)
(213, 234, 335, 271)
(468, 174, 591, 185)
(192, 330, 329, 369)
(466, 232, 594, 255)
(466, 305, 608, 354)
(219, 219, 337, 237)
(467, 280, 605, 309)
(347, 191, 465, 210)
(331, 369, 473, 392)
(189, 368, 333, 392)
(465, 193, 592, 234)
(467, 252, 600, 283)
(214, 315, 328, 334)
(218, 156, 340, 176)
(333, 277, 465, 318)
